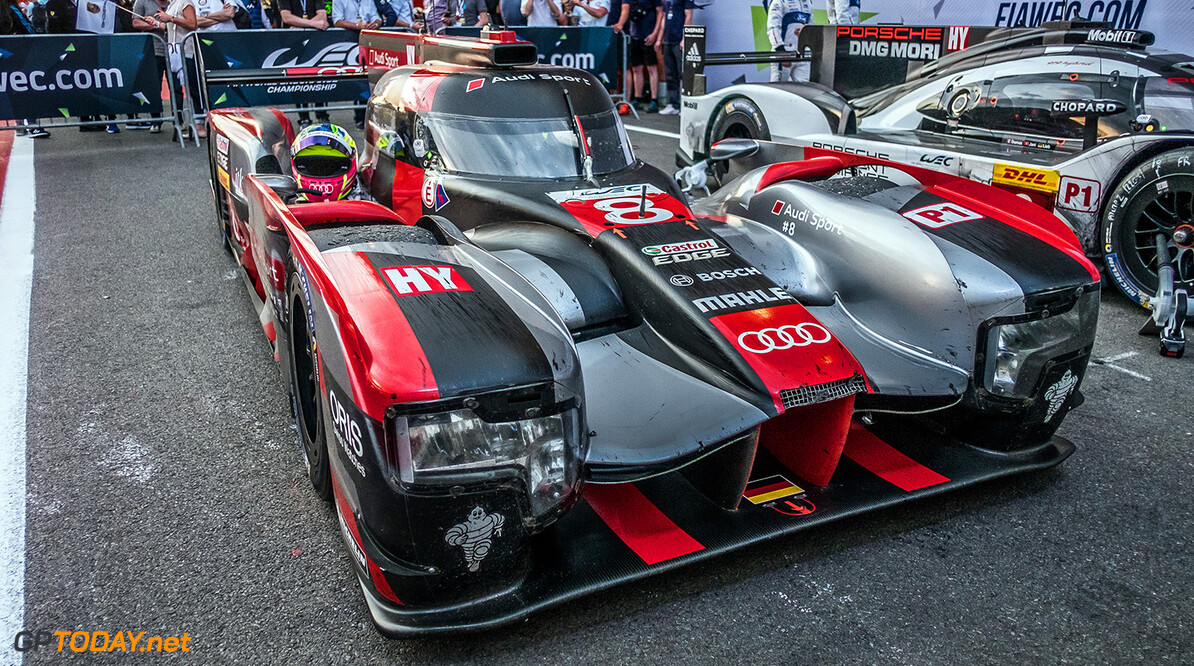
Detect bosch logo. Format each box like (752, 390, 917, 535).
(737, 324, 832, 354)
(670, 275, 694, 287)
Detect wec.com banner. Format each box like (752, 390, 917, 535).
(0, 35, 163, 121)
(693, 0, 1190, 90)
(444, 26, 622, 90)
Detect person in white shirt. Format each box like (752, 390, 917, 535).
(521, 0, 563, 26)
(332, 0, 379, 29)
(564, 0, 606, 25)
(192, 0, 237, 31)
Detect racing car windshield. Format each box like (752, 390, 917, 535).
(1139, 77, 1194, 131)
(419, 109, 634, 179)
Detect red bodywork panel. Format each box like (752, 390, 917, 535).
(246, 176, 440, 422)
(709, 303, 867, 413)
(758, 149, 1101, 282)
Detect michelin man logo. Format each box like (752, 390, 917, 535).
(445, 506, 505, 572)
(1043, 369, 1079, 422)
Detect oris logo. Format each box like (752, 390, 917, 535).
(737, 324, 832, 353)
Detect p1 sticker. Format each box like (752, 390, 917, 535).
(1057, 175, 1101, 212)
(902, 202, 984, 228)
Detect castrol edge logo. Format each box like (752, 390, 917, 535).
(641, 239, 719, 256)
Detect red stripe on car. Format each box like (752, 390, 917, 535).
(843, 423, 949, 491)
(585, 484, 704, 565)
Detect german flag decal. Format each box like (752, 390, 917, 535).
(743, 475, 804, 505)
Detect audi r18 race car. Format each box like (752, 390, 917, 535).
(680, 22, 1194, 317)
(205, 29, 1100, 636)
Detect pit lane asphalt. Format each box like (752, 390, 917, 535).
(15, 113, 1194, 665)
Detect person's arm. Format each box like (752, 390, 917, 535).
(156, 3, 198, 30)
(310, 7, 327, 27)
(612, 1, 626, 32)
(132, 5, 160, 30)
(574, 0, 606, 19)
(196, 1, 235, 28)
(645, 4, 661, 44)
(520, 0, 532, 16)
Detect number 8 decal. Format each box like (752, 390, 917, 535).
(593, 197, 673, 224)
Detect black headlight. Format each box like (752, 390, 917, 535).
(386, 383, 585, 520)
(979, 287, 1099, 400)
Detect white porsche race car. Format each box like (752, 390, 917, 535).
(679, 23, 1194, 317)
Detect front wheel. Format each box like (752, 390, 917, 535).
(288, 268, 332, 501)
(707, 97, 771, 183)
(1102, 148, 1194, 308)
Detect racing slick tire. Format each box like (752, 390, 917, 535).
(288, 266, 332, 502)
(708, 97, 771, 182)
(1102, 147, 1194, 308)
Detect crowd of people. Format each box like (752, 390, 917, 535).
(2, 0, 858, 137)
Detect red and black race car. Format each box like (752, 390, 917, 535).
(205, 30, 1100, 636)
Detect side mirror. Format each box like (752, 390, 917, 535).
(709, 138, 760, 162)
(257, 174, 299, 202)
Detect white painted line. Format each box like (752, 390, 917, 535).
(624, 125, 681, 139)
(0, 135, 35, 665)
(1098, 351, 1139, 363)
(1090, 350, 1152, 381)
(1099, 364, 1152, 381)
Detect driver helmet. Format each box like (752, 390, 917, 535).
(291, 123, 358, 202)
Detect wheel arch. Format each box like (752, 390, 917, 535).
(1097, 137, 1194, 228)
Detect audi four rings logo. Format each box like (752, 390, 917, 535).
(737, 324, 832, 353)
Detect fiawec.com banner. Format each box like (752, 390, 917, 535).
(0, 34, 163, 121)
(197, 28, 372, 109)
(691, 0, 1191, 90)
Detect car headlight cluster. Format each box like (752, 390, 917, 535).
(390, 387, 584, 519)
(981, 289, 1099, 400)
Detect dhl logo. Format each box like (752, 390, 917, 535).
(993, 164, 1060, 193)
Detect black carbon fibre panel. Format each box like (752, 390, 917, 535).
(357, 419, 1075, 636)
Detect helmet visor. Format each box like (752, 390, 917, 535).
(294, 153, 353, 178)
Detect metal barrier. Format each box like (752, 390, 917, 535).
(0, 33, 187, 142)
(193, 28, 387, 140)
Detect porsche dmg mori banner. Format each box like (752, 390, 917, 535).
(691, 0, 1194, 91)
(0, 34, 163, 121)
(197, 29, 372, 109)
(444, 27, 622, 90)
